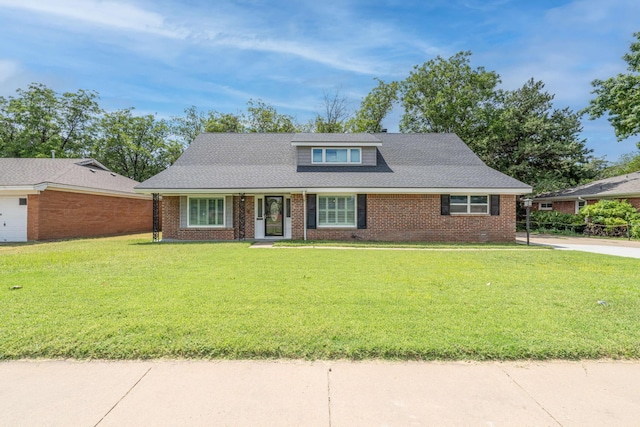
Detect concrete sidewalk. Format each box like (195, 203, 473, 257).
(2, 360, 639, 426)
(516, 233, 640, 258)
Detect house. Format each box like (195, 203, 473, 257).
(135, 133, 532, 243)
(533, 172, 640, 214)
(0, 158, 154, 242)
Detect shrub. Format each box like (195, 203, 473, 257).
(580, 200, 640, 238)
(527, 210, 585, 234)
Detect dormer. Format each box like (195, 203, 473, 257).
(291, 133, 382, 167)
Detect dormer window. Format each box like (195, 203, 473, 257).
(312, 148, 361, 164)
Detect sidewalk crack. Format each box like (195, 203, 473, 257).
(94, 366, 152, 426)
(499, 365, 563, 426)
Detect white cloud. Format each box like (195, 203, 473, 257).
(0, 59, 19, 82)
(0, 0, 187, 38)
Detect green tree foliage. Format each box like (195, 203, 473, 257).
(349, 79, 398, 132)
(92, 109, 181, 181)
(584, 32, 640, 147)
(399, 51, 500, 148)
(204, 111, 245, 133)
(245, 99, 298, 133)
(599, 151, 640, 177)
(0, 83, 101, 158)
(482, 79, 597, 192)
(169, 106, 208, 146)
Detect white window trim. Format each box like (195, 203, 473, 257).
(575, 200, 586, 214)
(450, 195, 489, 215)
(311, 147, 362, 164)
(187, 196, 226, 228)
(539, 202, 553, 211)
(317, 194, 357, 228)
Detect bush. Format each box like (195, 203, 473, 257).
(580, 200, 640, 238)
(526, 210, 585, 234)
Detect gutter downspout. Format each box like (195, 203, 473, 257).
(303, 190, 307, 241)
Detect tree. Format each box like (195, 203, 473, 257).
(349, 79, 398, 133)
(399, 51, 500, 150)
(204, 111, 245, 133)
(599, 151, 640, 177)
(245, 99, 298, 133)
(0, 83, 101, 158)
(169, 106, 208, 146)
(584, 32, 640, 147)
(481, 79, 597, 192)
(92, 109, 181, 181)
(313, 89, 351, 133)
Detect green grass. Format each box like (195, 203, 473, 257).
(275, 239, 546, 249)
(1, 235, 638, 360)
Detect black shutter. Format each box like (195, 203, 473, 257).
(307, 194, 316, 229)
(441, 194, 450, 215)
(490, 195, 500, 216)
(357, 194, 367, 229)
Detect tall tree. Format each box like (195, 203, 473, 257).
(245, 99, 298, 133)
(0, 83, 101, 158)
(204, 111, 245, 133)
(399, 51, 500, 151)
(349, 79, 398, 133)
(599, 151, 640, 177)
(482, 79, 597, 192)
(93, 109, 181, 181)
(169, 106, 208, 146)
(584, 32, 640, 147)
(313, 89, 351, 133)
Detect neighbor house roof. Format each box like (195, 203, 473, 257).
(0, 158, 147, 197)
(136, 133, 532, 194)
(534, 171, 640, 201)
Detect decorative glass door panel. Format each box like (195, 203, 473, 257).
(265, 196, 284, 236)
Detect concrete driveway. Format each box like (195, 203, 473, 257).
(2, 359, 640, 426)
(516, 233, 640, 258)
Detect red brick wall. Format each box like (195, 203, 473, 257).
(292, 194, 517, 243)
(627, 198, 640, 210)
(162, 196, 235, 240)
(28, 190, 153, 240)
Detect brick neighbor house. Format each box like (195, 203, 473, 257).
(0, 158, 154, 242)
(135, 133, 531, 243)
(533, 171, 640, 214)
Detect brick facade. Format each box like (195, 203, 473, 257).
(163, 193, 517, 243)
(294, 194, 517, 243)
(27, 189, 153, 240)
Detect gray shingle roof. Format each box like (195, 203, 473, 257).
(535, 171, 640, 200)
(0, 158, 144, 196)
(136, 133, 531, 192)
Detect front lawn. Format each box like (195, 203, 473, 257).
(1, 235, 638, 360)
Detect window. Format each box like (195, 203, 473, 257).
(450, 195, 489, 214)
(539, 202, 553, 211)
(311, 148, 361, 164)
(576, 200, 586, 214)
(18, 198, 27, 206)
(188, 198, 224, 226)
(318, 195, 356, 226)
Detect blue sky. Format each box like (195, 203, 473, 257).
(0, 0, 638, 161)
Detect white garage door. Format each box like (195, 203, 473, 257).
(0, 196, 28, 242)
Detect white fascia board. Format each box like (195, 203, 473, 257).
(35, 183, 152, 199)
(141, 187, 532, 195)
(0, 185, 39, 195)
(290, 141, 382, 147)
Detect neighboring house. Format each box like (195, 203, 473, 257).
(135, 133, 532, 243)
(533, 172, 640, 214)
(0, 158, 154, 242)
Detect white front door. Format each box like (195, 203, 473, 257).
(0, 197, 28, 242)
